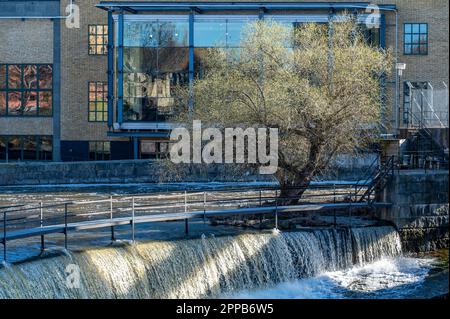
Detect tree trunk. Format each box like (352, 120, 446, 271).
(278, 172, 312, 206)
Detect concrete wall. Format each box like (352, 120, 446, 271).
(0, 160, 270, 186)
(378, 170, 449, 252)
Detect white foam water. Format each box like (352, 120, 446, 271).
(227, 257, 435, 299)
(0, 227, 405, 299)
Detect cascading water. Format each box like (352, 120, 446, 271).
(0, 226, 402, 299)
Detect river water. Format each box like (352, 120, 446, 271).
(0, 183, 448, 299)
(227, 254, 449, 299)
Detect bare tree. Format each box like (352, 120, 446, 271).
(173, 19, 393, 204)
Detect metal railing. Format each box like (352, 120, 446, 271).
(358, 156, 395, 204)
(0, 182, 380, 261)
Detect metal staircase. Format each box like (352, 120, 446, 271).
(356, 156, 395, 205)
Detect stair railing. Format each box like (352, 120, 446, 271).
(359, 155, 395, 204)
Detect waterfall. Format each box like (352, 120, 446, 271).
(0, 226, 402, 299)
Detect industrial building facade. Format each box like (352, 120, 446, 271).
(0, 0, 448, 163)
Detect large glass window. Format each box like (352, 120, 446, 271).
(89, 81, 108, 122)
(194, 16, 257, 48)
(89, 25, 108, 55)
(193, 16, 257, 79)
(113, 13, 386, 124)
(0, 64, 53, 116)
(122, 17, 189, 122)
(0, 135, 53, 162)
(404, 23, 428, 55)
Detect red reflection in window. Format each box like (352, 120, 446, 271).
(8, 92, 22, 115)
(23, 91, 38, 115)
(39, 65, 53, 89)
(23, 65, 37, 89)
(39, 92, 52, 116)
(8, 65, 21, 88)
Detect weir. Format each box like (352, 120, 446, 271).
(0, 226, 402, 299)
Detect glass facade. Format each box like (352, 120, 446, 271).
(111, 13, 385, 126)
(122, 17, 189, 122)
(0, 135, 52, 162)
(0, 64, 53, 117)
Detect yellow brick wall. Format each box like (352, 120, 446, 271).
(0, 19, 54, 136)
(1, 1, 448, 141)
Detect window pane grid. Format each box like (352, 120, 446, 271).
(89, 25, 108, 55)
(0, 64, 53, 117)
(88, 81, 108, 122)
(89, 141, 111, 161)
(0, 135, 53, 162)
(404, 23, 428, 55)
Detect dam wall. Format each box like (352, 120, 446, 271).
(378, 170, 449, 252)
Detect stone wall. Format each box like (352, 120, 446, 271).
(378, 170, 449, 253)
(0, 160, 271, 186)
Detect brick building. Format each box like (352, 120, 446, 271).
(0, 0, 448, 163)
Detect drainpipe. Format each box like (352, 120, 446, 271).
(0, 0, 74, 20)
(394, 10, 399, 137)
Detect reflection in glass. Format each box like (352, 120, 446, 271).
(88, 82, 107, 122)
(125, 21, 158, 47)
(194, 18, 256, 47)
(0, 92, 5, 115)
(39, 91, 52, 116)
(89, 25, 108, 55)
(0, 65, 6, 89)
(0, 137, 6, 161)
(23, 65, 37, 89)
(23, 91, 38, 115)
(140, 141, 169, 159)
(8, 65, 21, 88)
(38, 65, 53, 89)
(23, 136, 37, 160)
(8, 92, 22, 115)
(124, 20, 188, 47)
(0, 136, 53, 161)
(194, 20, 226, 47)
(226, 20, 249, 47)
(89, 141, 110, 161)
(0, 64, 52, 117)
(8, 137, 21, 161)
(123, 46, 188, 121)
(194, 47, 240, 79)
(159, 21, 189, 47)
(39, 136, 53, 161)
